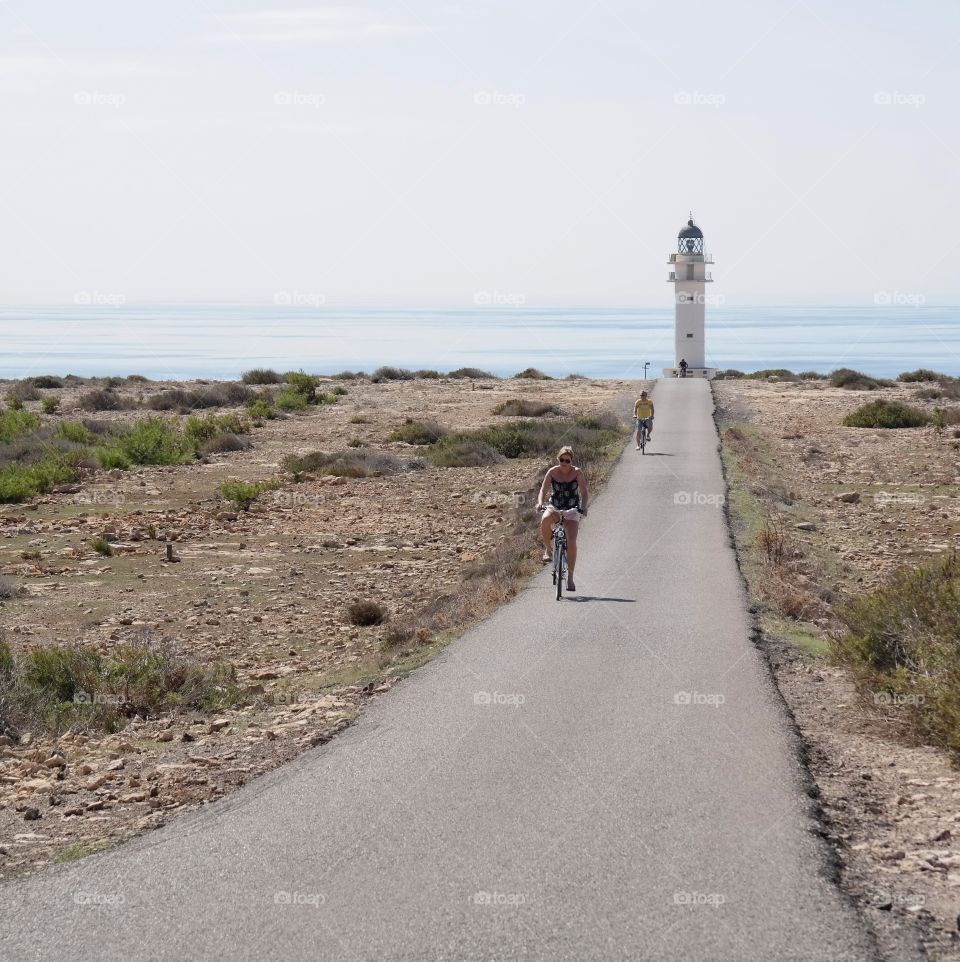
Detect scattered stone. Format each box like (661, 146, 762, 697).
(22, 807, 41, 821)
(837, 491, 860, 504)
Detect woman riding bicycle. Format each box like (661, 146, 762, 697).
(536, 446, 588, 592)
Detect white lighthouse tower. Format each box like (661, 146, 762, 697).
(665, 216, 716, 379)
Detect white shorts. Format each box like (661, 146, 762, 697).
(543, 505, 582, 522)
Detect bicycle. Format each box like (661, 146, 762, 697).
(538, 506, 568, 601)
(636, 417, 652, 454)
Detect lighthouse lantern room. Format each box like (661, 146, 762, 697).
(664, 216, 717, 379)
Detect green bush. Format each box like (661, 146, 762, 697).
(797, 371, 825, 380)
(219, 479, 277, 511)
(513, 367, 553, 380)
(5, 395, 23, 411)
(183, 412, 248, 446)
(835, 554, 960, 757)
(30, 375, 63, 389)
(246, 398, 277, 420)
(829, 368, 891, 390)
(90, 537, 113, 557)
(713, 370, 745, 380)
(842, 400, 929, 429)
(97, 417, 195, 469)
(0, 460, 76, 503)
(897, 369, 948, 383)
(746, 369, 797, 381)
(447, 367, 496, 379)
(56, 421, 94, 445)
(284, 371, 318, 400)
(388, 419, 448, 444)
(426, 437, 504, 467)
(241, 368, 284, 385)
(0, 409, 41, 444)
(40, 396, 59, 415)
(371, 366, 413, 382)
(275, 387, 309, 411)
(0, 637, 241, 735)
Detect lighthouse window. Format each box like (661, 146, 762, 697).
(686, 333, 693, 338)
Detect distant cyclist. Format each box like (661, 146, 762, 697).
(678, 358, 688, 378)
(634, 391, 654, 449)
(536, 446, 588, 592)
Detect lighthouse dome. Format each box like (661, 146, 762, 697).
(677, 218, 704, 253)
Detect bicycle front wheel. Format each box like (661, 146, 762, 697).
(556, 547, 565, 600)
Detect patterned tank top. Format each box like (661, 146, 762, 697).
(550, 476, 580, 511)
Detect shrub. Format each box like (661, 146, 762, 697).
(126, 374, 149, 383)
(842, 400, 929, 429)
(746, 369, 798, 381)
(246, 398, 277, 420)
(348, 438, 363, 448)
(97, 417, 195, 468)
(388, 419, 448, 444)
(835, 554, 960, 756)
(183, 412, 248, 446)
(797, 371, 825, 380)
(282, 449, 415, 478)
(330, 371, 369, 380)
(347, 600, 387, 626)
(0, 409, 41, 444)
(447, 367, 495, 379)
(513, 367, 553, 380)
(56, 421, 94, 445)
(219, 479, 275, 511)
(30, 375, 63, 389)
(200, 433, 250, 455)
(0, 460, 76, 503)
(90, 537, 113, 557)
(349, 415, 370, 424)
(426, 437, 504, 467)
(79, 388, 130, 412)
(0, 576, 19, 599)
(5, 396, 23, 411)
(413, 369, 442, 379)
(275, 387, 309, 411)
(40, 396, 60, 415)
(7, 381, 41, 403)
(147, 383, 253, 412)
(331, 386, 349, 396)
(242, 368, 284, 385)
(372, 366, 414, 382)
(493, 399, 561, 417)
(713, 370, 745, 380)
(0, 637, 240, 735)
(897, 369, 947, 383)
(829, 368, 890, 390)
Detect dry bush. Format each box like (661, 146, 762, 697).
(347, 600, 387, 626)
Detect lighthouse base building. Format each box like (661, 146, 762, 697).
(663, 217, 717, 380)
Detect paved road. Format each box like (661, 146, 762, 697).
(0, 378, 876, 962)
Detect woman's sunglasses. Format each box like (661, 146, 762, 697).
(559, 457, 571, 463)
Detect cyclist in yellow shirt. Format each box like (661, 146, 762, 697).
(634, 391, 654, 449)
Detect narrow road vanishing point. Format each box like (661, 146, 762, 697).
(1, 378, 878, 962)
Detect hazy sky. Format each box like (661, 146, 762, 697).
(1, 0, 957, 307)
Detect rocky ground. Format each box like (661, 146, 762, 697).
(0, 373, 634, 879)
(715, 376, 960, 961)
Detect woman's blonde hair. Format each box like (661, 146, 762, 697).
(558, 446, 574, 461)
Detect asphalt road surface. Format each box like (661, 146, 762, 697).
(0, 378, 878, 962)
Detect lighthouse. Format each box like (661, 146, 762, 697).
(665, 216, 716, 379)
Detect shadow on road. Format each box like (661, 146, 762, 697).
(564, 596, 635, 603)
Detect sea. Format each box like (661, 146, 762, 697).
(1, 305, 957, 381)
